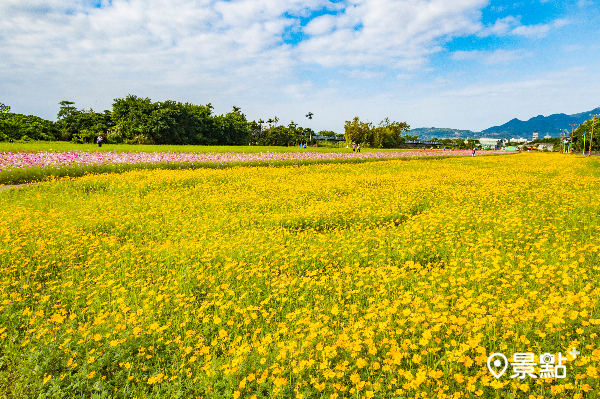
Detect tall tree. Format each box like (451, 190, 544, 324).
(56, 101, 113, 143)
(305, 112, 314, 142)
(344, 116, 409, 148)
(344, 117, 372, 145)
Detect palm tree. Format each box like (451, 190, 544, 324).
(305, 112, 314, 142)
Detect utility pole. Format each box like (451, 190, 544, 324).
(590, 115, 599, 157)
(569, 124, 577, 154)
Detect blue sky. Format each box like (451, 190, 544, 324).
(1, 0, 599, 132)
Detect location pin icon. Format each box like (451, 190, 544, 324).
(487, 353, 508, 379)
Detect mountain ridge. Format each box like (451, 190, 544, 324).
(411, 106, 600, 140)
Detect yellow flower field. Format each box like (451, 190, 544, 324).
(0, 153, 598, 398)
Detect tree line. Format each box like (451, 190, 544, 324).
(0, 97, 329, 146)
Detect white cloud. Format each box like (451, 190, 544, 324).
(479, 16, 521, 35)
(396, 73, 414, 80)
(451, 49, 532, 64)
(0, 0, 497, 120)
(0, 0, 318, 106)
(298, 0, 487, 68)
(480, 15, 569, 38)
(304, 14, 337, 36)
(0, 0, 598, 133)
(484, 49, 531, 64)
(563, 44, 584, 52)
(342, 70, 386, 79)
(510, 23, 551, 37)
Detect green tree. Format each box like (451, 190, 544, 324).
(371, 118, 410, 148)
(211, 106, 251, 145)
(344, 117, 372, 144)
(0, 113, 59, 142)
(110, 95, 156, 143)
(571, 117, 600, 152)
(56, 100, 80, 140)
(256, 125, 292, 146)
(56, 101, 113, 143)
(111, 95, 255, 145)
(318, 130, 336, 138)
(305, 112, 314, 142)
(345, 117, 409, 147)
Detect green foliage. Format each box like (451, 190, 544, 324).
(255, 125, 295, 146)
(56, 101, 114, 143)
(343, 117, 372, 144)
(111, 96, 250, 145)
(529, 137, 561, 146)
(344, 117, 410, 148)
(372, 118, 410, 148)
(0, 113, 59, 142)
(571, 117, 600, 152)
(211, 106, 251, 145)
(317, 130, 337, 138)
(0, 103, 10, 114)
(252, 121, 316, 146)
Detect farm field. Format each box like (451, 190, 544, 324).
(0, 145, 503, 185)
(0, 152, 599, 398)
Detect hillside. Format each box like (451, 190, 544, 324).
(408, 127, 478, 140)
(410, 106, 600, 140)
(482, 107, 600, 137)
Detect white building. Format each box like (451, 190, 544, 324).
(478, 138, 503, 149)
(510, 138, 528, 143)
(532, 131, 539, 140)
(543, 134, 552, 139)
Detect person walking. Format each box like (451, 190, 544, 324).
(472, 148, 476, 157)
(352, 143, 356, 152)
(357, 144, 361, 153)
(96, 135, 103, 148)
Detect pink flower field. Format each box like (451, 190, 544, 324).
(0, 150, 508, 172)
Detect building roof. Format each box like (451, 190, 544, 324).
(479, 138, 502, 144)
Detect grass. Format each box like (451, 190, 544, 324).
(1, 153, 598, 398)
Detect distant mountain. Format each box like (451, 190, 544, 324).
(410, 106, 600, 140)
(409, 127, 478, 140)
(482, 107, 600, 138)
